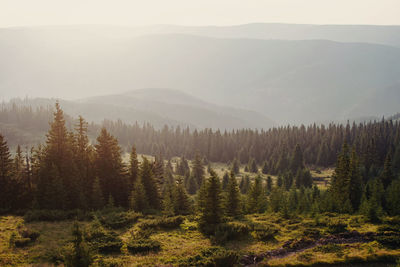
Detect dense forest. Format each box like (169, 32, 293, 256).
(1, 103, 400, 266)
(1, 102, 400, 215)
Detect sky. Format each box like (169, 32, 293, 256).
(1, 0, 400, 27)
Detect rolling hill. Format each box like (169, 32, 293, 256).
(1, 26, 400, 124)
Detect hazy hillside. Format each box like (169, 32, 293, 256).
(1, 26, 400, 124)
(6, 89, 276, 130)
(130, 23, 400, 47)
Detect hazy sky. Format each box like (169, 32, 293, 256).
(1, 0, 400, 27)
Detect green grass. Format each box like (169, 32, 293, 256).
(1, 211, 399, 266)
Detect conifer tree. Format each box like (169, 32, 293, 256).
(95, 127, 127, 207)
(262, 161, 269, 174)
(248, 158, 258, 173)
(225, 171, 241, 217)
(380, 153, 395, 189)
(192, 153, 205, 186)
(91, 177, 104, 210)
(266, 176, 273, 193)
(130, 176, 148, 212)
(247, 175, 266, 213)
(0, 134, 14, 211)
(198, 170, 223, 234)
(129, 145, 139, 189)
(231, 158, 240, 175)
(65, 222, 92, 267)
(140, 157, 160, 210)
(386, 178, 400, 216)
(348, 149, 363, 211)
(173, 177, 192, 215)
(162, 183, 175, 216)
(290, 144, 304, 172)
(222, 172, 229, 190)
(186, 174, 198, 195)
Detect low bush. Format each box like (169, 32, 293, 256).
(376, 234, 400, 249)
(303, 228, 321, 239)
(94, 210, 142, 229)
(252, 224, 278, 242)
(314, 243, 343, 254)
(178, 247, 238, 267)
(138, 216, 184, 230)
(24, 209, 88, 222)
(327, 219, 348, 234)
(19, 228, 40, 241)
(126, 239, 161, 254)
(84, 220, 122, 254)
(213, 222, 251, 244)
(14, 237, 32, 247)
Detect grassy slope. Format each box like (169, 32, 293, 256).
(1, 213, 400, 266)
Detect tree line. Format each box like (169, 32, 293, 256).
(1, 103, 400, 233)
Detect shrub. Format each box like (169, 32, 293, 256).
(303, 228, 321, 239)
(178, 247, 238, 266)
(14, 237, 32, 247)
(252, 224, 278, 242)
(19, 228, 40, 241)
(213, 222, 251, 244)
(84, 220, 122, 254)
(94, 210, 142, 229)
(126, 239, 161, 254)
(314, 244, 343, 254)
(24, 209, 88, 222)
(327, 219, 348, 234)
(138, 216, 184, 230)
(376, 234, 400, 249)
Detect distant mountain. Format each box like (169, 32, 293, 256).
(1, 26, 400, 124)
(7, 89, 276, 130)
(129, 23, 400, 47)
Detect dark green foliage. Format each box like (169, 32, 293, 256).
(386, 178, 400, 216)
(222, 172, 229, 190)
(225, 172, 241, 217)
(239, 175, 250, 194)
(84, 219, 123, 254)
(140, 157, 160, 210)
(137, 216, 184, 230)
(94, 209, 142, 229)
(24, 209, 89, 222)
(327, 219, 348, 234)
(380, 153, 395, 189)
(64, 222, 92, 267)
(126, 238, 161, 254)
(248, 158, 258, 173)
(0, 133, 15, 211)
(290, 144, 304, 173)
(178, 247, 239, 267)
(198, 171, 223, 234)
(192, 154, 205, 187)
(173, 178, 192, 215)
(130, 176, 149, 213)
(262, 161, 269, 174)
(252, 224, 278, 242)
(231, 158, 240, 175)
(95, 127, 127, 207)
(213, 222, 251, 244)
(247, 175, 266, 213)
(126, 230, 161, 254)
(129, 145, 139, 189)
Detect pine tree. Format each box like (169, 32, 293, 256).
(91, 177, 104, 210)
(173, 177, 192, 215)
(247, 175, 266, 213)
(129, 145, 139, 189)
(0, 134, 14, 211)
(290, 144, 304, 173)
(130, 176, 148, 213)
(225, 172, 241, 217)
(262, 161, 269, 174)
(386, 178, 400, 216)
(65, 222, 92, 267)
(222, 172, 229, 190)
(95, 128, 127, 207)
(231, 158, 240, 175)
(198, 170, 223, 234)
(380, 153, 395, 189)
(348, 149, 363, 211)
(140, 157, 160, 210)
(266, 176, 273, 193)
(162, 183, 175, 216)
(186, 174, 198, 195)
(192, 153, 205, 186)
